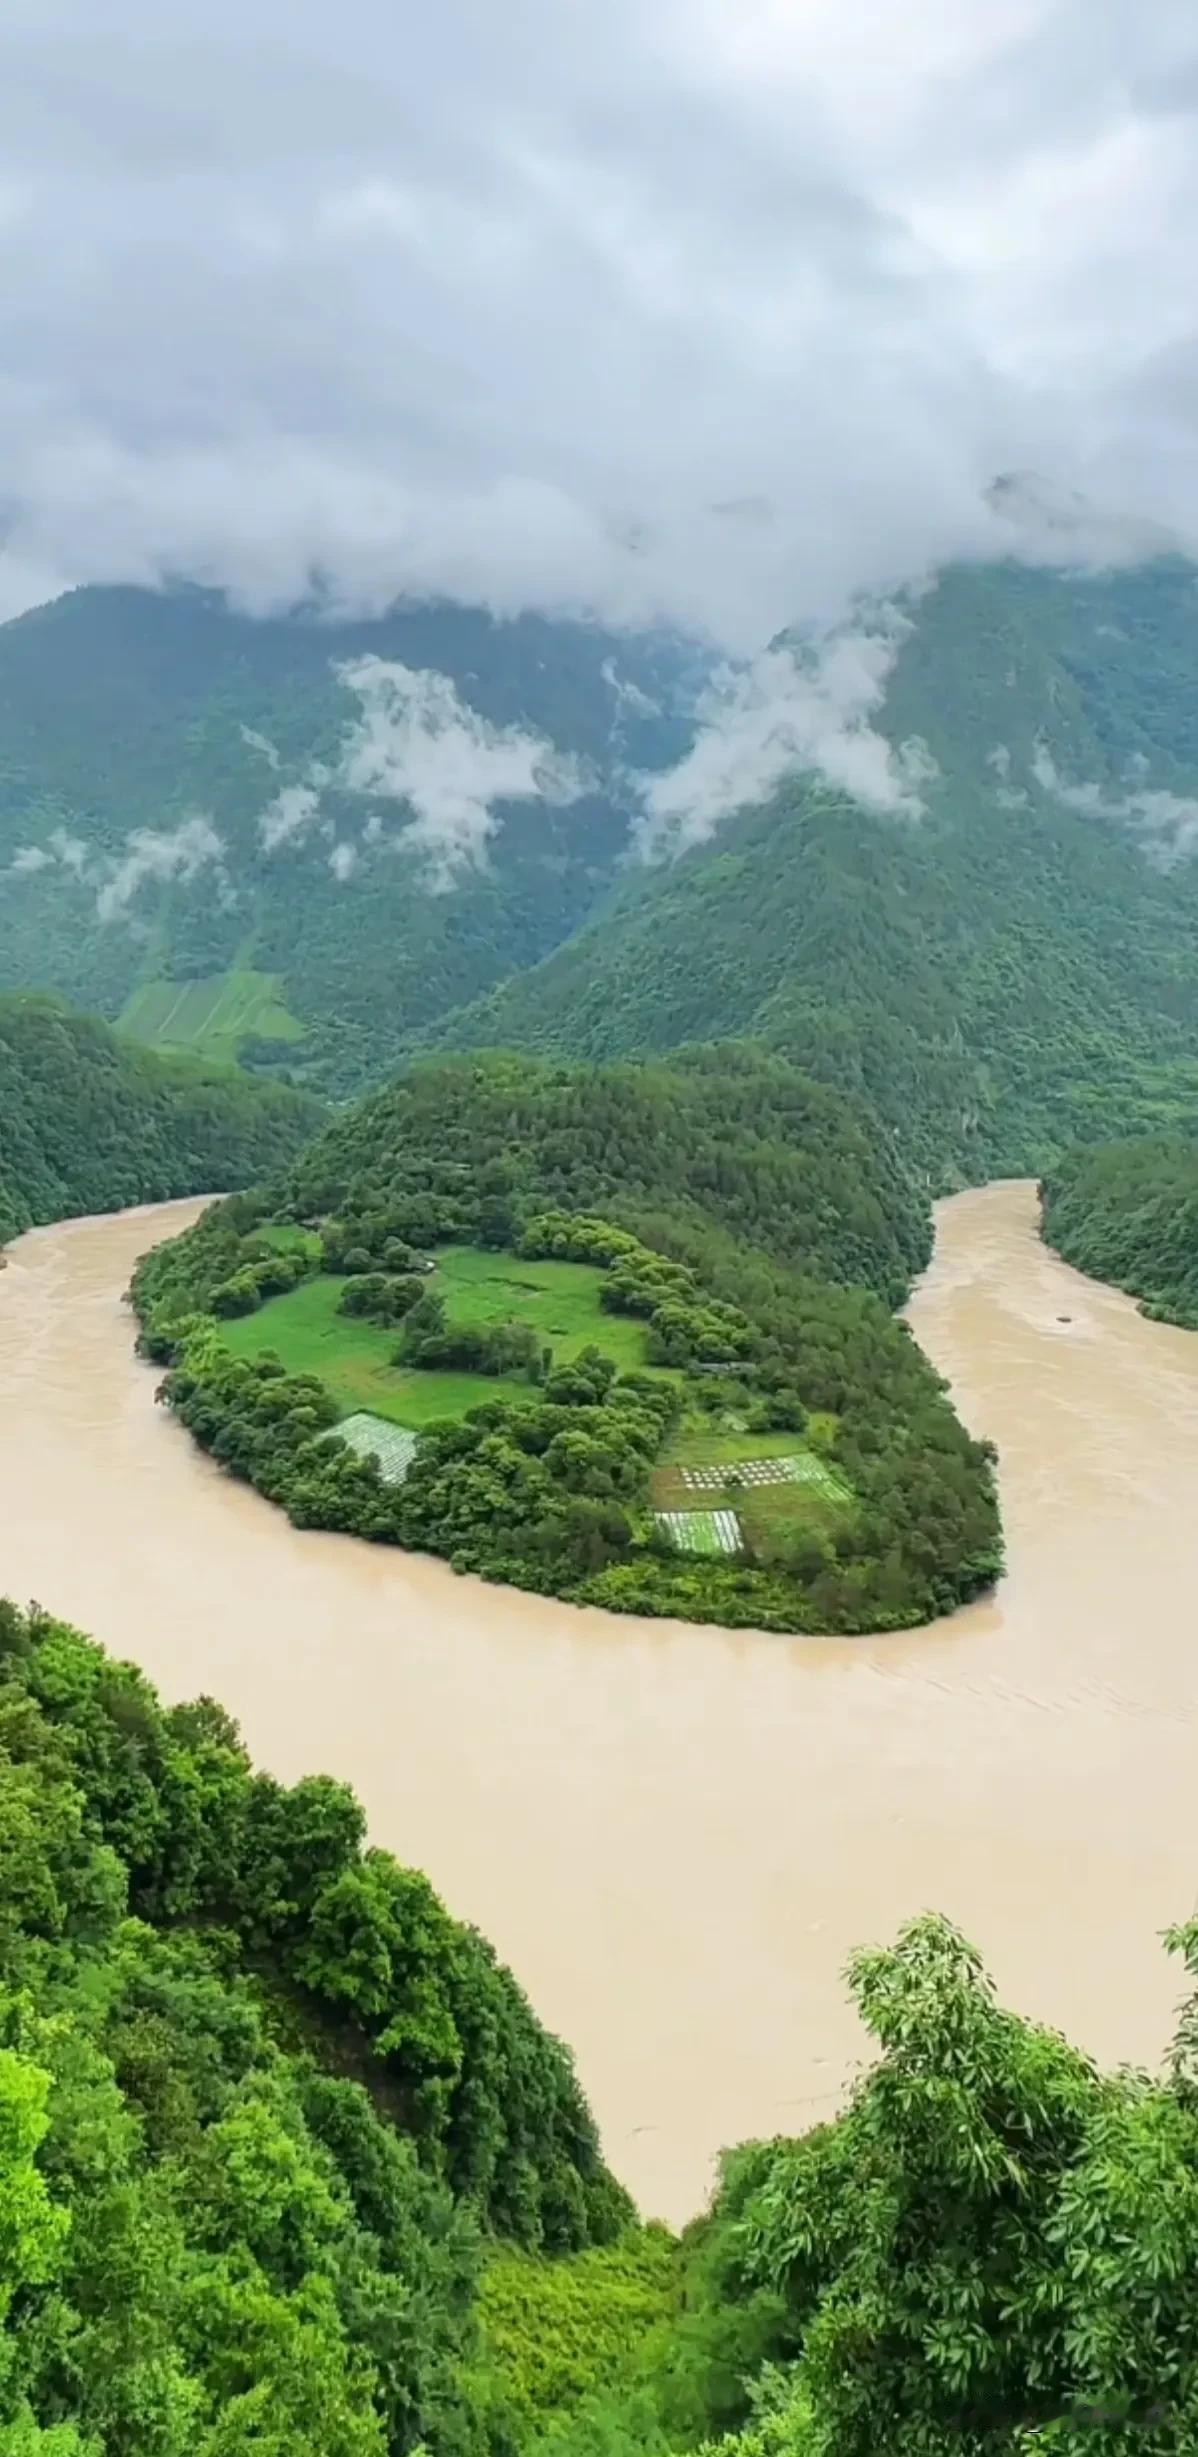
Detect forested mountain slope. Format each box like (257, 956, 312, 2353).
(0, 994, 320, 1244)
(1041, 1137, 1198, 1327)
(8, 1602, 1198, 2452)
(0, 586, 698, 1092)
(429, 561, 1198, 1183)
(0, 1601, 629, 2456)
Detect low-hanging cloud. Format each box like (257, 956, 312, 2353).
(636, 618, 936, 855)
(1033, 744, 1198, 865)
(333, 657, 587, 882)
(8, 826, 92, 879)
(258, 782, 323, 851)
(1, 3, 1198, 645)
(95, 814, 229, 920)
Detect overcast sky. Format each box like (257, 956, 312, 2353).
(0, 0, 1196, 646)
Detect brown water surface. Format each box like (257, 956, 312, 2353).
(1, 1180, 1195, 2223)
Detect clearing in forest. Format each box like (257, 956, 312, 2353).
(121, 965, 304, 1062)
(219, 1244, 656, 1429)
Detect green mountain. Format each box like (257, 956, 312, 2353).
(1041, 1135, 1198, 1327)
(0, 994, 321, 1244)
(0, 586, 698, 1093)
(7, 1602, 1198, 2453)
(428, 561, 1198, 1183)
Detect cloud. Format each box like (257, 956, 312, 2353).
(333, 656, 587, 881)
(1, 3, 1198, 646)
(601, 658, 661, 721)
(8, 827, 91, 877)
(95, 814, 229, 920)
(1033, 743, 1198, 863)
(240, 723, 281, 770)
(637, 616, 936, 853)
(258, 782, 322, 851)
(328, 839, 358, 880)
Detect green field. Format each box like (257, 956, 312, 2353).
(121, 966, 304, 1062)
(220, 1245, 655, 1429)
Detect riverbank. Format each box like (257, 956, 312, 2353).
(1, 1181, 1196, 2224)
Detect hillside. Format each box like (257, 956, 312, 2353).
(0, 1601, 630, 2457)
(7, 1606, 1198, 2451)
(1041, 1137, 1198, 1327)
(130, 1051, 1000, 1635)
(427, 561, 1198, 1184)
(0, 994, 321, 1244)
(0, 585, 699, 1092)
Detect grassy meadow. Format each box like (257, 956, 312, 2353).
(121, 965, 304, 1063)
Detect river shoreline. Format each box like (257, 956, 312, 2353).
(2, 1181, 1197, 2225)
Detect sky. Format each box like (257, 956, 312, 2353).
(1, 0, 1197, 648)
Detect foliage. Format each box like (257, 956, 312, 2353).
(477, 2233, 676, 2430)
(0, 585, 699, 1094)
(1041, 1138, 1198, 1327)
(0, 1601, 632, 2452)
(130, 1124, 1001, 1632)
(427, 563, 1198, 1189)
(0, 995, 320, 1247)
(535, 1915, 1198, 2457)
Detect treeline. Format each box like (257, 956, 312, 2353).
(132, 1191, 1001, 1634)
(510, 1913, 1198, 2457)
(0, 1603, 630, 2456)
(1041, 1137, 1198, 1327)
(266, 1047, 930, 1306)
(0, 994, 321, 1246)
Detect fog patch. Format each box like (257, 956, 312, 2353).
(636, 617, 936, 856)
(240, 724, 282, 771)
(328, 840, 358, 881)
(333, 657, 587, 884)
(1034, 746, 1198, 866)
(96, 815, 229, 921)
(258, 783, 322, 852)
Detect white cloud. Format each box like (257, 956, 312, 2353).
(258, 782, 322, 850)
(333, 656, 587, 881)
(1033, 743, 1198, 864)
(328, 839, 358, 880)
(0, 3, 1197, 645)
(601, 657, 661, 720)
(637, 616, 936, 853)
(95, 814, 229, 920)
(8, 827, 91, 878)
(240, 723, 281, 770)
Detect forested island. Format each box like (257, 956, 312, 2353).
(131, 1049, 1001, 1635)
(4, 1599, 1198, 2454)
(1041, 1138, 1198, 1328)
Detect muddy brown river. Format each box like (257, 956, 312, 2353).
(1, 1178, 1196, 2224)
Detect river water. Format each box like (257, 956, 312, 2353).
(1, 1179, 1196, 2224)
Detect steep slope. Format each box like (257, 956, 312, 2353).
(0, 993, 321, 1243)
(0, 585, 700, 1091)
(428, 562, 1198, 1183)
(1041, 1137, 1198, 1326)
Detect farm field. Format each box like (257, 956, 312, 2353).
(120, 966, 304, 1063)
(655, 1508, 742, 1556)
(219, 1244, 657, 1429)
(652, 1405, 852, 1551)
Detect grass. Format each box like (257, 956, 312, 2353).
(120, 966, 304, 1063)
(219, 1245, 657, 1430)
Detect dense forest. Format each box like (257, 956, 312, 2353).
(130, 1051, 1001, 1636)
(1041, 1138, 1198, 1327)
(0, 996, 321, 1247)
(4, 564, 1198, 1173)
(5, 1602, 1198, 2455)
(0, 585, 698, 1092)
(427, 563, 1198, 1185)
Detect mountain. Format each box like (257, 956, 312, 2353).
(426, 560, 1198, 1183)
(0, 584, 701, 1092)
(1041, 1136, 1198, 1327)
(0, 993, 320, 1244)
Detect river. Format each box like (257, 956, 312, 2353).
(1, 1178, 1196, 2225)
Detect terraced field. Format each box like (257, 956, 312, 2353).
(121, 966, 304, 1063)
